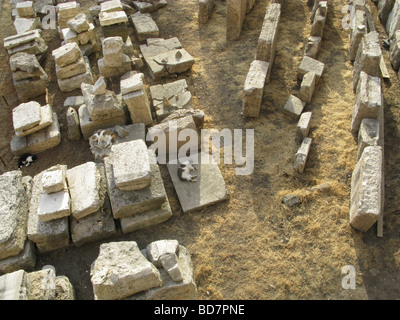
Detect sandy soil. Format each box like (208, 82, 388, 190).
(1, 0, 400, 300)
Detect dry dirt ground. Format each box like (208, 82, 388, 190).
(1, 0, 400, 300)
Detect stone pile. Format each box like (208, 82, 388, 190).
(98, 36, 132, 77)
(13, 1, 41, 34)
(99, 0, 130, 42)
(79, 79, 127, 139)
(103, 142, 172, 233)
(120, 71, 153, 125)
(0, 171, 34, 274)
(10, 101, 61, 156)
(0, 268, 75, 300)
(90, 240, 197, 300)
(149, 79, 193, 121)
(9, 52, 49, 103)
(140, 37, 195, 79)
(52, 42, 94, 92)
(4, 29, 48, 61)
(61, 13, 97, 56)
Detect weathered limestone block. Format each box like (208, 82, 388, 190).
(226, 0, 247, 41)
(67, 13, 90, 34)
(161, 108, 204, 130)
(350, 10, 367, 62)
(78, 104, 127, 140)
(123, 89, 153, 125)
(10, 113, 61, 156)
(150, 79, 193, 121)
(132, 1, 155, 13)
(296, 111, 312, 142)
(37, 188, 70, 222)
(0, 241, 36, 274)
(166, 152, 230, 213)
(351, 71, 382, 134)
(293, 137, 312, 173)
(130, 12, 159, 41)
(128, 245, 198, 300)
(386, 0, 400, 38)
(199, 0, 214, 24)
(14, 17, 41, 35)
(52, 42, 81, 68)
(378, 0, 395, 25)
(297, 56, 325, 81)
(64, 96, 85, 109)
(350, 146, 383, 232)
(0, 270, 28, 300)
(111, 139, 151, 191)
(41, 164, 67, 194)
(54, 276, 75, 300)
(90, 241, 162, 300)
(13, 75, 48, 103)
(242, 60, 269, 118)
(16, 1, 35, 17)
(283, 95, 306, 119)
(357, 118, 379, 161)
(102, 36, 124, 67)
(310, 1, 327, 39)
(25, 268, 56, 300)
(98, 55, 132, 77)
(12, 101, 41, 133)
(256, 2, 281, 75)
(4, 29, 48, 59)
(66, 107, 81, 141)
(119, 198, 172, 233)
(304, 36, 322, 59)
(15, 104, 53, 138)
(353, 31, 381, 91)
(0, 171, 29, 260)
(120, 71, 143, 94)
(9, 52, 46, 81)
(93, 77, 107, 96)
(57, 57, 94, 92)
(101, 0, 123, 13)
(104, 155, 167, 219)
(147, 116, 198, 156)
(299, 71, 317, 103)
(146, 240, 179, 268)
(390, 29, 400, 70)
(27, 171, 70, 253)
(99, 10, 129, 27)
(55, 56, 87, 80)
(57, 1, 80, 29)
(160, 253, 183, 282)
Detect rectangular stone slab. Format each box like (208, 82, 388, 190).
(12, 101, 42, 132)
(130, 12, 160, 42)
(166, 152, 229, 213)
(0, 270, 28, 300)
(104, 155, 167, 219)
(15, 104, 53, 138)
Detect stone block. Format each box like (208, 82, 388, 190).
(64, 96, 85, 109)
(0, 270, 28, 300)
(12, 101, 42, 132)
(52, 42, 81, 68)
(41, 164, 67, 194)
(130, 12, 159, 41)
(146, 240, 179, 268)
(101, 0, 123, 13)
(0, 241, 36, 274)
(120, 71, 144, 94)
(57, 57, 94, 92)
(0, 171, 29, 260)
(13, 74, 48, 103)
(357, 118, 379, 161)
(296, 111, 312, 142)
(293, 137, 312, 173)
(390, 29, 400, 70)
(25, 268, 56, 300)
(161, 108, 204, 130)
(111, 139, 151, 191)
(66, 107, 81, 141)
(386, 0, 400, 38)
(55, 56, 87, 80)
(98, 54, 132, 78)
(166, 152, 230, 213)
(90, 241, 162, 300)
(226, 0, 247, 41)
(132, 1, 155, 13)
(243, 60, 269, 118)
(16, 1, 35, 17)
(57, 1, 80, 29)
(4, 29, 48, 58)
(104, 155, 167, 219)
(199, 0, 214, 24)
(67, 13, 90, 33)
(350, 146, 383, 232)
(99, 10, 128, 27)
(93, 77, 107, 95)
(101, 22, 130, 42)
(256, 3, 281, 74)
(299, 71, 317, 103)
(310, 1, 327, 38)
(304, 36, 322, 59)
(160, 253, 183, 282)
(14, 17, 41, 34)
(283, 95, 306, 119)
(54, 276, 75, 300)
(27, 171, 70, 253)
(37, 189, 70, 222)
(378, 0, 395, 25)
(351, 71, 382, 134)
(350, 10, 367, 62)
(15, 104, 53, 138)
(297, 56, 325, 81)
(123, 88, 153, 126)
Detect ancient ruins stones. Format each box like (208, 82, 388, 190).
(226, 0, 246, 41)
(98, 36, 132, 77)
(130, 12, 160, 42)
(283, 95, 306, 119)
(293, 137, 312, 174)
(90, 240, 197, 300)
(4, 29, 48, 61)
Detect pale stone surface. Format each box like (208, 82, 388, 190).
(353, 31, 381, 91)
(350, 146, 383, 232)
(27, 171, 70, 253)
(16, 1, 35, 17)
(66, 162, 101, 219)
(243, 60, 269, 118)
(104, 155, 167, 219)
(90, 241, 162, 300)
(293, 137, 312, 174)
(350, 10, 367, 62)
(256, 3, 281, 76)
(12, 101, 42, 132)
(161, 108, 204, 130)
(57, 1, 81, 29)
(37, 189, 71, 222)
(378, 0, 395, 25)
(386, 0, 400, 38)
(99, 10, 128, 27)
(130, 12, 159, 41)
(0, 270, 28, 300)
(64, 96, 85, 109)
(25, 268, 56, 300)
(52, 42, 81, 68)
(199, 0, 214, 24)
(166, 152, 230, 213)
(146, 240, 179, 268)
(357, 118, 379, 161)
(310, 1, 327, 38)
(14, 17, 41, 34)
(4, 29, 48, 58)
(67, 13, 90, 34)
(15, 104, 53, 138)
(54, 276, 75, 300)
(66, 107, 81, 141)
(296, 111, 312, 142)
(226, 0, 246, 41)
(0, 241, 36, 274)
(128, 245, 198, 300)
(55, 56, 87, 80)
(299, 71, 317, 103)
(119, 198, 172, 233)
(111, 139, 151, 191)
(101, 0, 123, 12)
(304, 36, 322, 59)
(283, 95, 306, 119)
(93, 77, 107, 95)
(0, 171, 29, 261)
(123, 88, 153, 126)
(41, 164, 67, 194)
(102, 36, 124, 67)
(351, 71, 382, 134)
(57, 57, 94, 92)
(98, 54, 132, 77)
(282, 194, 300, 207)
(120, 71, 144, 94)
(298, 56, 325, 80)
(160, 253, 183, 282)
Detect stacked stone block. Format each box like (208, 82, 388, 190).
(98, 36, 132, 78)
(14, 1, 41, 34)
(99, 0, 130, 42)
